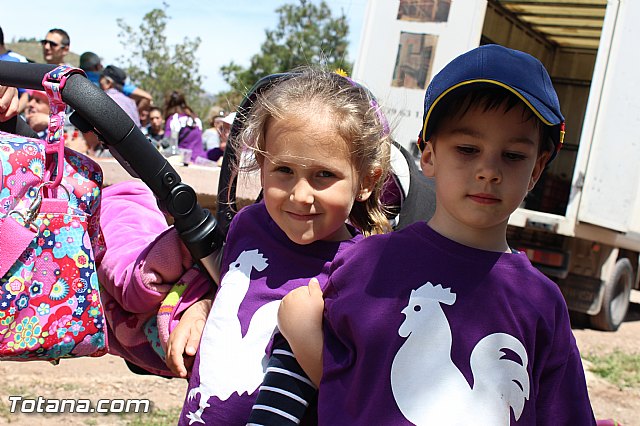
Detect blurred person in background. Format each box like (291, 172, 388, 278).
(79, 51, 103, 85)
(202, 105, 225, 150)
(163, 89, 206, 162)
(100, 65, 140, 127)
(139, 104, 151, 129)
(0, 26, 29, 112)
(146, 106, 167, 148)
(206, 111, 235, 165)
(23, 89, 49, 139)
(80, 51, 153, 114)
(41, 28, 70, 65)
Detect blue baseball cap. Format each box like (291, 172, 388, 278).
(418, 44, 565, 162)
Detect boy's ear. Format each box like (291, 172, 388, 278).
(528, 151, 551, 191)
(358, 167, 382, 202)
(420, 141, 436, 178)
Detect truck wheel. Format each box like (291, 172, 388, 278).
(590, 258, 633, 331)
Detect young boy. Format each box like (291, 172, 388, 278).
(278, 44, 596, 425)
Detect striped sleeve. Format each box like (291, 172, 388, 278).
(247, 333, 318, 425)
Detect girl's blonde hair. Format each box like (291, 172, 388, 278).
(236, 67, 392, 236)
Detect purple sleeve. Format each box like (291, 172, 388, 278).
(535, 332, 597, 424)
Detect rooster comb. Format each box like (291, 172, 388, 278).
(411, 282, 456, 305)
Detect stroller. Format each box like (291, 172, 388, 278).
(0, 63, 436, 375)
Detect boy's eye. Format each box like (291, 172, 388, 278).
(456, 146, 478, 155)
(504, 152, 527, 161)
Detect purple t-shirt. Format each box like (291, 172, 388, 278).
(179, 202, 361, 425)
(164, 113, 206, 162)
(320, 223, 596, 425)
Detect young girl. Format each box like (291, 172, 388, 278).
(177, 68, 392, 425)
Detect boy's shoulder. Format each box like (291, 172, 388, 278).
(334, 221, 428, 264)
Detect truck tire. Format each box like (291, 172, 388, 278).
(590, 258, 633, 331)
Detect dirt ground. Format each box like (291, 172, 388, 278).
(0, 293, 638, 426)
(572, 290, 640, 425)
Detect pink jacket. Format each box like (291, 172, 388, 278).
(98, 181, 212, 376)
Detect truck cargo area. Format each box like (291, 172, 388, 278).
(482, 0, 637, 331)
(355, 0, 639, 331)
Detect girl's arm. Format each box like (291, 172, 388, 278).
(277, 278, 325, 385)
(166, 246, 224, 377)
(247, 333, 318, 425)
(166, 293, 213, 378)
(247, 279, 325, 424)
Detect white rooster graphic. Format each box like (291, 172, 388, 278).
(391, 282, 530, 425)
(186, 249, 281, 424)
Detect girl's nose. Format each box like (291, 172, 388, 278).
(291, 179, 314, 204)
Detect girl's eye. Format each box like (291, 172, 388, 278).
(275, 166, 293, 174)
(456, 146, 478, 155)
(318, 170, 336, 178)
(504, 152, 527, 161)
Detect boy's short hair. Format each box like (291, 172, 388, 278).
(427, 85, 553, 154)
(418, 44, 564, 162)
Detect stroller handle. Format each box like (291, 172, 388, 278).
(0, 61, 224, 281)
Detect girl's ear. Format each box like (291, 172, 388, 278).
(528, 151, 550, 191)
(357, 167, 382, 202)
(420, 141, 436, 178)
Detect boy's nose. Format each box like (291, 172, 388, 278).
(290, 179, 314, 204)
(476, 159, 502, 183)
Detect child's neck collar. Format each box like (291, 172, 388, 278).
(427, 218, 510, 253)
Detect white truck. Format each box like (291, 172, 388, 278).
(353, 0, 640, 331)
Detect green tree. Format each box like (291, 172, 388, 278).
(116, 3, 205, 113)
(218, 0, 351, 109)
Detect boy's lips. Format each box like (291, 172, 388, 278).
(468, 193, 501, 204)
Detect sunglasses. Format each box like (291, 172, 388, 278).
(40, 39, 66, 48)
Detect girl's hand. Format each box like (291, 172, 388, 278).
(166, 297, 212, 378)
(0, 86, 19, 122)
(278, 278, 324, 386)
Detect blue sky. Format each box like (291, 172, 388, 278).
(2, 0, 367, 94)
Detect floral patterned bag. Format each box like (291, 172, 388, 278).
(0, 66, 107, 361)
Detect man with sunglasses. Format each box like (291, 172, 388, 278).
(40, 28, 70, 65)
